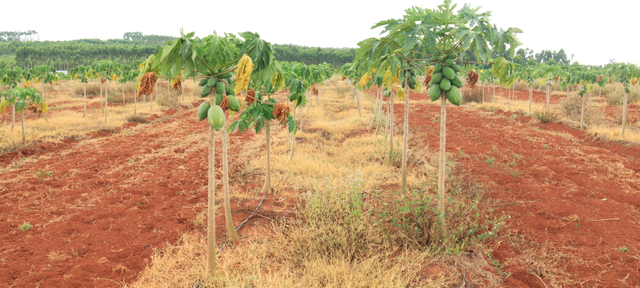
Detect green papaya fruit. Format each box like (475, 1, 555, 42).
(384, 90, 390, 97)
(446, 86, 462, 106)
(225, 84, 235, 96)
(198, 78, 208, 87)
(401, 77, 406, 88)
(452, 64, 461, 73)
(215, 93, 223, 106)
(439, 56, 445, 62)
(429, 85, 442, 101)
(440, 78, 452, 91)
(626, 87, 631, 93)
(207, 78, 216, 86)
(215, 81, 225, 95)
(207, 105, 225, 131)
(409, 76, 417, 89)
(218, 72, 233, 79)
(197, 102, 210, 121)
(443, 67, 455, 80)
(200, 85, 212, 98)
(451, 75, 463, 88)
(448, 53, 458, 59)
(431, 72, 443, 85)
(430, 55, 440, 61)
(434, 63, 443, 73)
(444, 59, 455, 67)
(227, 95, 241, 112)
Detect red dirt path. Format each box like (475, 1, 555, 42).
(392, 91, 640, 287)
(0, 105, 286, 287)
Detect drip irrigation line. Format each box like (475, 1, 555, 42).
(219, 188, 270, 252)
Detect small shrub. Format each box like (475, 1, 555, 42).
(155, 90, 181, 107)
(335, 85, 351, 99)
(536, 108, 562, 123)
(74, 83, 102, 96)
(126, 115, 148, 123)
(612, 106, 639, 125)
(560, 95, 603, 125)
(20, 222, 32, 231)
(461, 86, 493, 104)
(513, 81, 528, 90)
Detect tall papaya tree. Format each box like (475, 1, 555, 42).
(0, 66, 23, 129)
(149, 30, 279, 277)
(357, 0, 520, 223)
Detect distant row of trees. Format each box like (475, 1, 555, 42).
(0, 31, 39, 42)
(272, 44, 355, 67)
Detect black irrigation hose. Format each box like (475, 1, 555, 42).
(219, 188, 270, 252)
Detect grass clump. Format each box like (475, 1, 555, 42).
(560, 95, 604, 126)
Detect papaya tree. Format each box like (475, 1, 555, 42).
(358, 0, 520, 223)
(0, 87, 48, 145)
(149, 30, 279, 277)
(0, 66, 23, 129)
(282, 62, 310, 162)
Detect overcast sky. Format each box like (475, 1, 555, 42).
(2, 0, 637, 66)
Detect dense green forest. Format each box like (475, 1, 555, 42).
(272, 44, 355, 67)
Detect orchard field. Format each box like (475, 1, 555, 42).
(2, 1, 640, 287)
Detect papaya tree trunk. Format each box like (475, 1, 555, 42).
(207, 98, 217, 276)
(100, 81, 103, 112)
(437, 92, 447, 224)
(529, 83, 533, 116)
(580, 95, 585, 130)
(21, 112, 26, 146)
(83, 82, 87, 117)
(370, 88, 378, 127)
(260, 122, 271, 194)
(508, 84, 511, 111)
(621, 92, 628, 136)
(401, 80, 410, 194)
(222, 123, 239, 244)
(386, 91, 394, 166)
(287, 107, 297, 163)
(357, 88, 362, 117)
(375, 87, 383, 135)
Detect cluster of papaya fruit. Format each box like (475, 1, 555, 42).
(196, 73, 241, 131)
(400, 68, 418, 90)
(428, 53, 463, 106)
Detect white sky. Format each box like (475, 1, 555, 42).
(2, 0, 637, 66)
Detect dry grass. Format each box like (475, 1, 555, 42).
(126, 80, 507, 287)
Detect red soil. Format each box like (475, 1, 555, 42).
(0, 106, 288, 287)
(391, 91, 640, 287)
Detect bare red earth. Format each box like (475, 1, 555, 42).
(0, 105, 286, 287)
(392, 90, 640, 287)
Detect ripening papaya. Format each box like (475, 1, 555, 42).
(197, 102, 210, 121)
(429, 85, 442, 101)
(446, 86, 462, 106)
(227, 95, 241, 112)
(207, 105, 225, 131)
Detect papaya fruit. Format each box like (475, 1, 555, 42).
(207, 105, 225, 131)
(225, 83, 235, 96)
(207, 78, 216, 86)
(626, 87, 631, 93)
(409, 76, 417, 89)
(451, 75, 463, 88)
(448, 53, 458, 59)
(434, 63, 443, 73)
(431, 72, 443, 85)
(401, 77, 406, 88)
(452, 64, 461, 73)
(218, 72, 233, 79)
(446, 86, 462, 106)
(440, 78, 451, 91)
(215, 81, 225, 95)
(429, 85, 442, 101)
(444, 59, 455, 67)
(215, 93, 223, 106)
(430, 55, 440, 61)
(384, 90, 390, 97)
(438, 56, 445, 62)
(200, 85, 212, 98)
(227, 95, 241, 112)
(198, 78, 208, 87)
(197, 102, 210, 121)
(442, 67, 455, 80)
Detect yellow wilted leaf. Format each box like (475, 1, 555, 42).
(0, 100, 8, 114)
(24, 81, 31, 88)
(39, 101, 48, 114)
(235, 54, 254, 95)
(414, 81, 423, 92)
(427, 66, 434, 74)
(111, 74, 118, 82)
(397, 87, 405, 100)
(34, 77, 40, 84)
(359, 72, 372, 88)
(383, 67, 394, 89)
